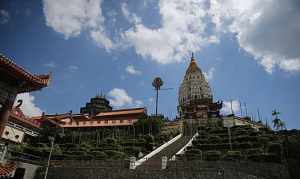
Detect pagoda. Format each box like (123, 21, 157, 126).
(177, 54, 222, 123)
(80, 94, 113, 115)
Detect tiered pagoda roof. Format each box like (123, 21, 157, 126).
(0, 54, 51, 93)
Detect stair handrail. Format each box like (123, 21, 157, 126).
(133, 133, 182, 169)
(170, 132, 199, 161)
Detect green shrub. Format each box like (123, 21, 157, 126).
(64, 150, 86, 156)
(102, 144, 122, 151)
(263, 153, 281, 163)
(208, 135, 221, 143)
(246, 148, 264, 156)
(104, 138, 116, 144)
(123, 146, 141, 156)
(23, 146, 45, 157)
(186, 148, 202, 155)
(223, 151, 242, 160)
(104, 150, 126, 159)
(267, 142, 282, 156)
(90, 147, 103, 152)
(205, 150, 221, 161)
(90, 151, 107, 159)
(233, 142, 252, 149)
(60, 143, 78, 150)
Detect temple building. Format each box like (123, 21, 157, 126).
(2, 108, 42, 144)
(177, 54, 222, 123)
(0, 54, 50, 136)
(33, 95, 147, 129)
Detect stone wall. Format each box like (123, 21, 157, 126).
(36, 160, 290, 179)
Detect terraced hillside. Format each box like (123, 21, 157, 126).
(179, 125, 284, 163)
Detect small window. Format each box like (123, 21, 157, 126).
(112, 120, 116, 124)
(105, 120, 108, 124)
(120, 120, 123, 123)
(4, 131, 9, 136)
(97, 120, 101, 123)
(15, 135, 19, 139)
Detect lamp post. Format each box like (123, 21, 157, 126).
(44, 136, 54, 179)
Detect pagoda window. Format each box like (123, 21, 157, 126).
(105, 120, 108, 124)
(83, 121, 86, 125)
(112, 120, 116, 124)
(120, 120, 123, 123)
(97, 120, 101, 123)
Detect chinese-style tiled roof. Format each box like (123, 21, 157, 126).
(95, 108, 146, 117)
(0, 162, 16, 177)
(9, 108, 42, 129)
(34, 107, 147, 128)
(0, 54, 51, 93)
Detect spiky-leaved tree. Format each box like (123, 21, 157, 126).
(272, 110, 286, 130)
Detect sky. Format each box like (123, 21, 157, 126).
(0, 0, 300, 129)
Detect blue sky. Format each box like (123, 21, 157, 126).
(1, 0, 300, 129)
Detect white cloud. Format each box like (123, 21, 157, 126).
(148, 97, 154, 103)
(90, 30, 114, 51)
(221, 100, 240, 115)
(68, 65, 79, 71)
(122, 0, 217, 64)
(44, 62, 56, 68)
(126, 65, 142, 75)
(0, 10, 10, 24)
(209, 0, 300, 73)
(204, 67, 215, 81)
(108, 88, 133, 108)
(43, 0, 114, 51)
(134, 100, 144, 107)
(14, 93, 43, 117)
(121, 2, 141, 24)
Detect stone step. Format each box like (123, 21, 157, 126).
(136, 136, 191, 170)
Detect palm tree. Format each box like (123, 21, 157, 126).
(272, 117, 281, 130)
(152, 77, 164, 116)
(272, 109, 286, 130)
(278, 120, 286, 130)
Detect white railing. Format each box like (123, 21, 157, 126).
(7, 122, 39, 137)
(132, 133, 182, 169)
(169, 132, 198, 161)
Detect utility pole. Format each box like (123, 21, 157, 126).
(230, 100, 234, 115)
(44, 136, 55, 179)
(244, 102, 248, 116)
(257, 108, 261, 122)
(239, 100, 243, 116)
